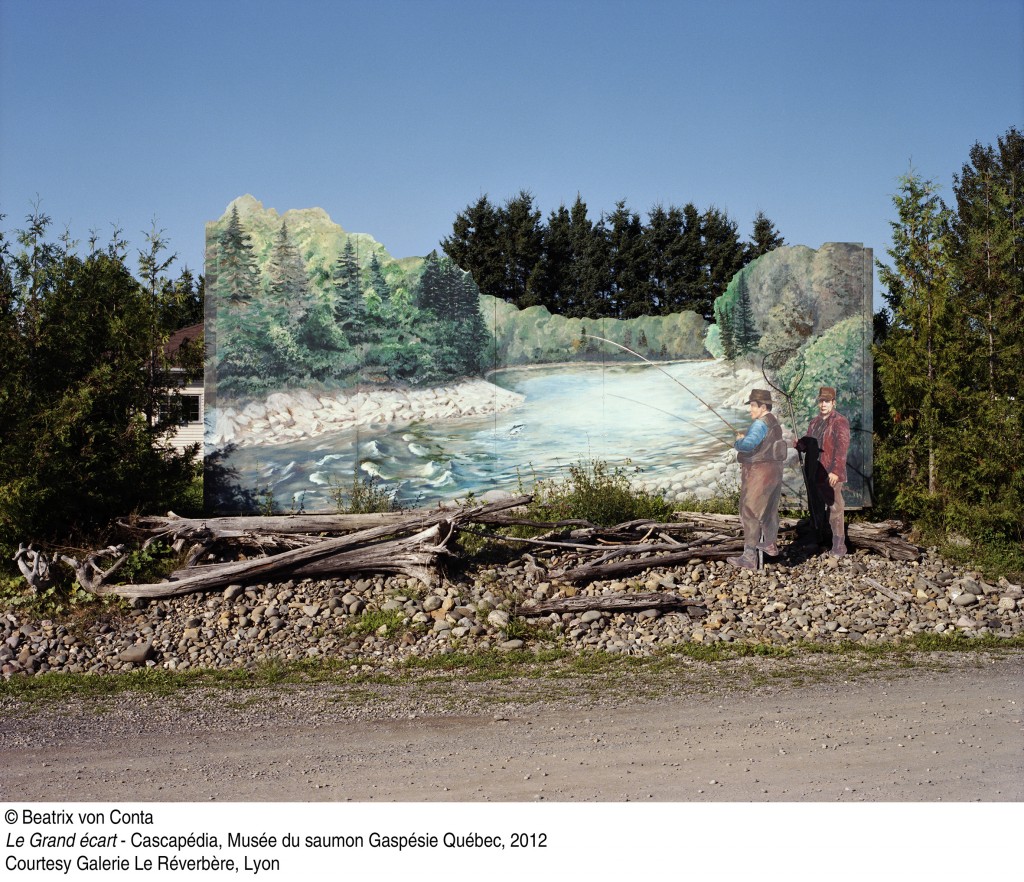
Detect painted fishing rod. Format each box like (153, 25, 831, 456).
(610, 392, 806, 500)
(583, 334, 739, 433)
(605, 393, 734, 449)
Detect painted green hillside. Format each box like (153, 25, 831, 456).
(205, 196, 711, 399)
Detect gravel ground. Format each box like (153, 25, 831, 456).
(2, 537, 1022, 803)
(2, 651, 1021, 801)
(2, 543, 1022, 679)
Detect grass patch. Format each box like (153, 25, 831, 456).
(2, 633, 1021, 705)
(346, 608, 407, 638)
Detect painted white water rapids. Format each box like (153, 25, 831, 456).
(219, 360, 756, 511)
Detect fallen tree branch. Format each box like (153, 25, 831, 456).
(126, 510, 413, 542)
(555, 538, 747, 583)
(523, 591, 708, 618)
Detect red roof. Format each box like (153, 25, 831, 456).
(164, 323, 204, 357)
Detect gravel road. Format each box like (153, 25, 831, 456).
(3, 652, 1020, 802)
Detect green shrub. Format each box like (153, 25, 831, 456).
(526, 458, 672, 526)
(329, 474, 401, 514)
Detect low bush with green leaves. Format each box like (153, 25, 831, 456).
(329, 474, 401, 514)
(526, 458, 673, 526)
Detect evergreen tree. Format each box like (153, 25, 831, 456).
(499, 190, 544, 307)
(675, 203, 709, 317)
(440, 195, 504, 298)
(950, 128, 1023, 398)
(157, 268, 204, 334)
(368, 253, 392, 306)
(745, 211, 785, 261)
(0, 216, 195, 551)
(529, 203, 574, 314)
(605, 200, 650, 318)
(702, 207, 746, 312)
(211, 209, 265, 392)
(331, 238, 367, 343)
(717, 302, 738, 361)
(734, 274, 760, 353)
(414, 250, 445, 313)
(265, 220, 312, 331)
(876, 172, 956, 499)
(567, 195, 607, 318)
(213, 206, 259, 307)
(646, 204, 689, 315)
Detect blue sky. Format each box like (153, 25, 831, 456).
(1, 0, 1021, 304)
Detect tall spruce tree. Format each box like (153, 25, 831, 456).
(214, 206, 259, 307)
(745, 211, 785, 261)
(734, 274, 760, 353)
(702, 207, 746, 312)
(876, 172, 956, 499)
(950, 128, 1023, 398)
(440, 195, 504, 299)
(331, 238, 367, 344)
(499, 190, 544, 307)
(265, 220, 312, 331)
(605, 200, 650, 318)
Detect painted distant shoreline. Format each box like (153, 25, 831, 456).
(206, 379, 526, 450)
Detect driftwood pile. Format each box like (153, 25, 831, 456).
(68, 500, 923, 603)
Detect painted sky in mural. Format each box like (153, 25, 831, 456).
(204, 196, 872, 514)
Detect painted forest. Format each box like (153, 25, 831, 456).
(207, 203, 489, 397)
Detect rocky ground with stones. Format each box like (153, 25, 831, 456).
(2, 537, 1022, 680)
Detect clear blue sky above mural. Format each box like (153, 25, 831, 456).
(1, 0, 1021, 305)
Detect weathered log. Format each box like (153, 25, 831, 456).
(671, 512, 802, 532)
(101, 496, 530, 600)
(845, 522, 919, 561)
(129, 510, 413, 541)
(556, 538, 747, 583)
(524, 591, 707, 618)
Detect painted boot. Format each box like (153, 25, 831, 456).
(727, 548, 759, 570)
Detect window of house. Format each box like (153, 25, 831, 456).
(159, 394, 201, 425)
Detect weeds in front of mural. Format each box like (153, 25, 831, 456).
(527, 458, 673, 527)
(329, 475, 402, 515)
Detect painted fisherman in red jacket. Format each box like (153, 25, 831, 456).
(796, 386, 851, 557)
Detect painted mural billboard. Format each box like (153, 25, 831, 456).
(204, 196, 873, 514)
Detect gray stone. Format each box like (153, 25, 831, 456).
(952, 593, 979, 607)
(487, 610, 510, 628)
(117, 641, 153, 665)
(223, 584, 245, 602)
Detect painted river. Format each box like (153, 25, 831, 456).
(220, 361, 751, 511)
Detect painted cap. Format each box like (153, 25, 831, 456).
(817, 386, 837, 401)
(745, 389, 773, 406)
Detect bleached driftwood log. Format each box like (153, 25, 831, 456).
(103, 495, 531, 600)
